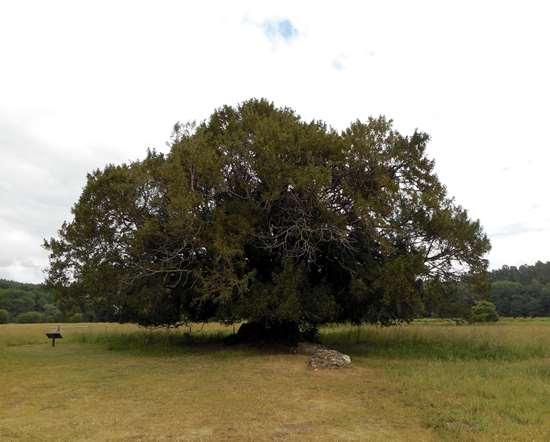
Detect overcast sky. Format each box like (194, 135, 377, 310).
(1, 0, 549, 283)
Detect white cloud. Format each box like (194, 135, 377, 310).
(1, 0, 549, 282)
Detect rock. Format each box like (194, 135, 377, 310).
(309, 348, 352, 369)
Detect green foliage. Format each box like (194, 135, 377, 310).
(0, 279, 42, 290)
(69, 312, 85, 323)
(44, 99, 490, 330)
(16, 311, 46, 323)
(0, 288, 37, 316)
(0, 308, 9, 323)
(492, 261, 550, 285)
(0, 280, 60, 323)
(489, 262, 550, 317)
(43, 304, 62, 322)
(471, 300, 499, 322)
(422, 272, 492, 322)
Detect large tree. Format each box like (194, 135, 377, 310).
(44, 99, 490, 339)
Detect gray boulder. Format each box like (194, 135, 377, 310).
(309, 348, 352, 369)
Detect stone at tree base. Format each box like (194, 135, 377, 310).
(309, 348, 352, 369)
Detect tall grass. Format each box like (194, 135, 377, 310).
(3, 320, 550, 361)
(71, 328, 230, 353)
(69, 321, 550, 361)
(320, 323, 550, 361)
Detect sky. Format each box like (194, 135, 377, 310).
(1, 0, 549, 283)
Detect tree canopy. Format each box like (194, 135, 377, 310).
(471, 300, 499, 323)
(44, 99, 490, 333)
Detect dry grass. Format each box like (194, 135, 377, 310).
(1, 320, 550, 441)
(0, 323, 431, 441)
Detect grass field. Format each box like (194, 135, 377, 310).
(2, 319, 550, 441)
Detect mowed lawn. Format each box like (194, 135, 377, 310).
(2, 320, 550, 441)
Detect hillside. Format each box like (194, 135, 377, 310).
(0, 279, 59, 323)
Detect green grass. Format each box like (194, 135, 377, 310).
(2, 320, 550, 441)
(322, 320, 550, 441)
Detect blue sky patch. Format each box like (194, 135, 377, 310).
(261, 18, 299, 43)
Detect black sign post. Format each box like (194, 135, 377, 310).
(46, 331, 63, 347)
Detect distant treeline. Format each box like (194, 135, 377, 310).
(0, 279, 114, 323)
(424, 262, 550, 320)
(489, 261, 550, 317)
(0, 279, 78, 323)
